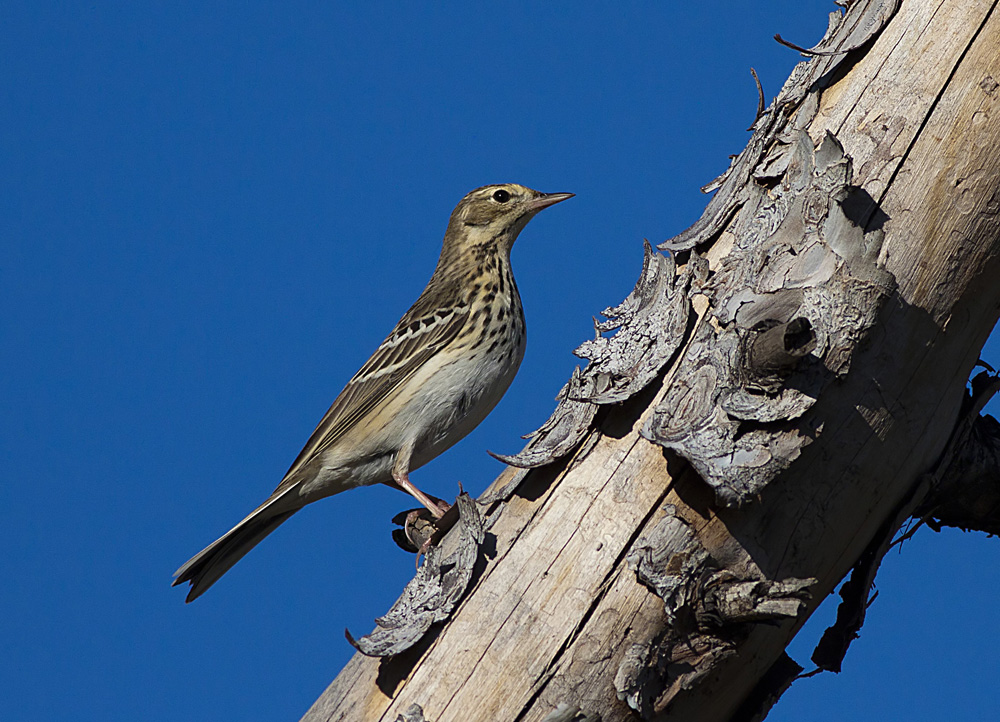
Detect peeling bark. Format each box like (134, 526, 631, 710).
(346, 495, 484, 658)
(301, 1, 1000, 720)
(492, 240, 693, 476)
(918, 371, 1000, 535)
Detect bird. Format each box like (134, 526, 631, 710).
(173, 183, 573, 601)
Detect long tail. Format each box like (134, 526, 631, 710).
(173, 491, 299, 603)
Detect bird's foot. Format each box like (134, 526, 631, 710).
(403, 508, 438, 551)
(390, 501, 460, 562)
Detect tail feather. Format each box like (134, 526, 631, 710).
(173, 494, 299, 602)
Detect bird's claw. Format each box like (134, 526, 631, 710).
(390, 500, 460, 563)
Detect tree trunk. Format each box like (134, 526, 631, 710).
(302, 1, 1000, 720)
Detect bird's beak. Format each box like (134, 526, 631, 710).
(526, 192, 575, 212)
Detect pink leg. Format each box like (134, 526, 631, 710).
(391, 442, 450, 519)
(392, 470, 450, 519)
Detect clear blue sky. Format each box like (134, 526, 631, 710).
(3, 3, 998, 721)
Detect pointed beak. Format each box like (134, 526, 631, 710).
(526, 192, 575, 212)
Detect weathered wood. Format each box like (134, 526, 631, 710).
(302, 1, 1000, 720)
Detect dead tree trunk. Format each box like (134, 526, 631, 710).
(302, 1, 1000, 720)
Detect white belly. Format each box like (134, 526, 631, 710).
(405, 332, 525, 470)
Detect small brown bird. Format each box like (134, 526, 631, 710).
(173, 183, 573, 601)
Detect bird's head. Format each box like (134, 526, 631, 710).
(444, 184, 574, 255)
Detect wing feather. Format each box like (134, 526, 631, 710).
(275, 303, 469, 489)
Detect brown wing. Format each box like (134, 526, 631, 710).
(274, 302, 469, 491)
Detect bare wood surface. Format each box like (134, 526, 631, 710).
(303, 1, 1000, 720)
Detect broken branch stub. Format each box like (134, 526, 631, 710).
(745, 317, 817, 379)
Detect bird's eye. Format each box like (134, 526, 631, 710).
(492, 189, 511, 203)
